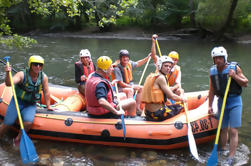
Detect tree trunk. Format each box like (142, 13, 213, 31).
(189, 0, 195, 26)
(216, 0, 238, 40)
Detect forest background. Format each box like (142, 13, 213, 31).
(0, 0, 250, 48)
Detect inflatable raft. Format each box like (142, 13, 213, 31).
(0, 83, 218, 150)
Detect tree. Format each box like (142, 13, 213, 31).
(0, 0, 138, 48)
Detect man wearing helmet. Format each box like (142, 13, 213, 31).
(75, 49, 95, 97)
(0, 55, 52, 146)
(141, 55, 186, 121)
(112, 49, 151, 116)
(151, 34, 184, 104)
(85, 56, 136, 118)
(208, 46, 248, 164)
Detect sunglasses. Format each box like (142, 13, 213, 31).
(32, 63, 43, 67)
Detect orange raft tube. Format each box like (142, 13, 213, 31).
(0, 83, 218, 150)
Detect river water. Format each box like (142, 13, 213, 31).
(0, 35, 251, 165)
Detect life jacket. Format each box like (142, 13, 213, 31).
(85, 73, 115, 115)
(141, 73, 166, 104)
(15, 68, 44, 103)
(166, 65, 180, 86)
(210, 62, 242, 98)
(112, 63, 133, 84)
(75, 61, 95, 79)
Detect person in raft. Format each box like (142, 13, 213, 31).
(167, 51, 184, 97)
(111, 49, 151, 116)
(85, 56, 136, 118)
(0, 55, 52, 146)
(208, 46, 248, 165)
(75, 49, 95, 97)
(151, 34, 184, 104)
(141, 56, 186, 121)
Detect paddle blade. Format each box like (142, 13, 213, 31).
(207, 144, 218, 166)
(20, 130, 39, 164)
(187, 124, 200, 161)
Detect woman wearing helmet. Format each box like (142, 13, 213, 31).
(111, 49, 151, 116)
(75, 49, 95, 97)
(85, 56, 136, 118)
(0, 55, 52, 146)
(141, 55, 186, 121)
(208, 46, 248, 165)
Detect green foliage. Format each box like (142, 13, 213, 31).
(231, 0, 251, 33)
(0, 0, 137, 48)
(195, 0, 231, 32)
(0, 34, 37, 49)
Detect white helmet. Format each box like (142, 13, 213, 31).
(79, 49, 91, 58)
(211, 46, 228, 62)
(157, 56, 174, 70)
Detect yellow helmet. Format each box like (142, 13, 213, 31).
(168, 51, 179, 60)
(97, 56, 112, 71)
(28, 55, 44, 68)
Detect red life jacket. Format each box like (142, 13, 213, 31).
(83, 61, 95, 78)
(85, 74, 115, 115)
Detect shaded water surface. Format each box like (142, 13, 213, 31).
(0, 35, 251, 165)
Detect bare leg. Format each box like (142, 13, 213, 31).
(229, 128, 238, 158)
(15, 122, 33, 142)
(121, 98, 136, 117)
(0, 124, 10, 138)
(220, 128, 229, 150)
(122, 88, 134, 98)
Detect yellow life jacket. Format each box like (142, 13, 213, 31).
(166, 65, 180, 86)
(141, 73, 164, 104)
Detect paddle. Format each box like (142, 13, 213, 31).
(4, 56, 39, 164)
(184, 101, 201, 161)
(0, 58, 18, 73)
(133, 56, 151, 100)
(207, 77, 232, 166)
(114, 83, 126, 140)
(155, 39, 162, 57)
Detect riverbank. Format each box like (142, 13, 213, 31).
(37, 27, 251, 44)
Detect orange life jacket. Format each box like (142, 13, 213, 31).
(166, 65, 180, 86)
(141, 73, 165, 104)
(111, 63, 133, 84)
(85, 74, 115, 115)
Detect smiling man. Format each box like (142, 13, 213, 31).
(112, 49, 151, 116)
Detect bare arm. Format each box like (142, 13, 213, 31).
(42, 74, 52, 110)
(208, 74, 215, 114)
(5, 65, 23, 86)
(98, 98, 124, 115)
(151, 34, 158, 64)
(136, 53, 151, 67)
(229, 66, 248, 87)
(157, 75, 184, 102)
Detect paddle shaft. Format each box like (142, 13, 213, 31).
(5, 60, 25, 129)
(0, 59, 18, 73)
(214, 77, 232, 145)
(155, 39, 162, 57)
(115, 83, 126, 139)
(134, 56, 151, 99)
